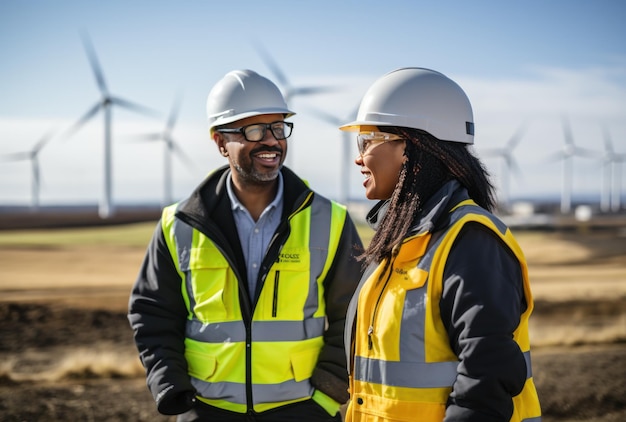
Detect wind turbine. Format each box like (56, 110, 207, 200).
(60, 32, 160, 218)
(546, 117, 598, 214)
(479, 122, 528, 212)
(599, 126, 626, 212)
(304, 105, 359, 205)
(131, 93, 196, 206)
(253, 42, 339, 105)
(0, 130, 55, 209)
(253, 42, 340, 168)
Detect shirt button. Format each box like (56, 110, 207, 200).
(252, 263, 258, 269)
(357, 398, 364, 405)
(254, 228, 260, 234)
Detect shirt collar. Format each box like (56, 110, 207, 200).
(226, 171, 284, 215)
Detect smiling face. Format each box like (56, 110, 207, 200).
(354, 126, 406, 200)
(214, 113, 287, 188)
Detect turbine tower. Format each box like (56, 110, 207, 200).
(600, 126, 626, 212)
(0, 130, 55, 209)
(61, 32, 160, 218)
(547, 117, 598, 214)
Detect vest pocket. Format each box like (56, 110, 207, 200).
(185, 349, 217, 380)
(188, 248, 234, 320)
(350, 392, 445, 421)
(291, 347, 320, 382)
(259, 249, 311, 319)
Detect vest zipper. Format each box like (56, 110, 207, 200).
(368, 257, 396, 350)
(272, 271, 280, 317)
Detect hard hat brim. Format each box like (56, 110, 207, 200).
(210, 108, 295, 132)
(339, 119, 396, 132)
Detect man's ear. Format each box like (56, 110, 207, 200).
(213, 132, 229, 157)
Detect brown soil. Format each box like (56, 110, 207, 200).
(1, 226, 625, 421)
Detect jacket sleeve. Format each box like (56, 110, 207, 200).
(310, 213, 364, 404)
(440, 223, 528, 422)
(127, 220, 196, 415)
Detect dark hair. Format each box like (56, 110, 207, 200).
(361, 127, 496, 267)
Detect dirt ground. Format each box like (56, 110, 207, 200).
(0, 225, 625, 421)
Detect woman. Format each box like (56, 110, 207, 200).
(340, 68, 541, 421)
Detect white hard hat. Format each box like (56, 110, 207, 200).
(340, 67, 474, 144)
(206, 69, 295, 133)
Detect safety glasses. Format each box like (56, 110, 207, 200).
(356, 132, 403, 156)
(217, 121, 293, 142)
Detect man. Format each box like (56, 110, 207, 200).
(128, 69, 363, 422)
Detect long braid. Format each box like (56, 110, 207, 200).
(362, 127, 496, 267)
(413, 130, 496, 211)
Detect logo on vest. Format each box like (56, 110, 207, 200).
(279, 252, 301, 263)
(395, 267, 409, 280)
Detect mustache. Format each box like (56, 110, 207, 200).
(252, 145, 283, 154)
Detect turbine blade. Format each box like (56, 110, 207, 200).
(127, 133, 162, 143)
(347, 104, 360, 120)
(80, 31, 108, 95)
(60, 103, 102, 140)
(545, 150, 566, 163)
(171, 140, 196, 171)
(304, 106, 341, 126)
(0, 151, 30, 162)
(561, 116, 574, 147)
(291, 86, 338, 97)
(33, 129, 57, 153)
(479, 148, 505, 158)
(111, 96, 161, 118)
(602, 126, 614, 155)
(166, 92, 183, 131)
(507, 120, 529, 150)
(253, 42, 289, 87)
(573, 146, 601, 159)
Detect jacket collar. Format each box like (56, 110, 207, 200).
(366, 180, 470, 236)
(177, 165, 312, 225)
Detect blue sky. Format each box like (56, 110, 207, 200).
(1, 0, 625, 209)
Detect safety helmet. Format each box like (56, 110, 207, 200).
(206, 69, 295, 133)
(340, 67, 474, 144)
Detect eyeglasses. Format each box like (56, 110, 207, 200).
(356, 132, 403, 156)
(216, 121, 293, 142)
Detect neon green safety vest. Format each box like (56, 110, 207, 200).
(347, 200, 541, 422)
(162, 193, 347, 413)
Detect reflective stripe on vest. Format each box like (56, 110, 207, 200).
(355, 351, 534, 387)
(185, 317, 326, 343)
(166, 195, 346, 412)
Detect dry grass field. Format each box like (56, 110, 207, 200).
(0, 220, 625, 421)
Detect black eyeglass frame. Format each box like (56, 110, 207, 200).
(216, 121, 294, 142)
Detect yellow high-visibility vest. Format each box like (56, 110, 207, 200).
(162, 193, 347, 413)
(347, 200, 541, 422)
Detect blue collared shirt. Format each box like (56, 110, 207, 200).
(226, 172, 284, 298)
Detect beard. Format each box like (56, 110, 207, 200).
(232, 161, 282, 184)
(231, 145, 284, 186)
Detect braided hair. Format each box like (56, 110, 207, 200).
(361, 127, 496, 267)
